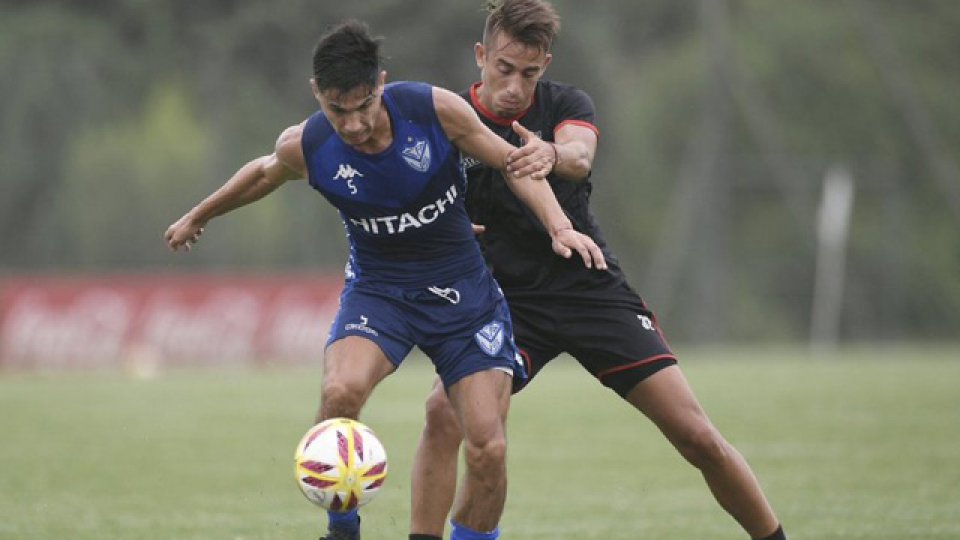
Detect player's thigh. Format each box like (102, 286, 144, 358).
(323, 335, 396, 396)
(625, 364, 714, 440)
(424, 376, 461, 432)
(446, 369, 511, 445)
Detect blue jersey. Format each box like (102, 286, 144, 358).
(301, 81, 525, 388)
(302, 81, 484, 287)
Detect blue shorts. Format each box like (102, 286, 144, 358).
(327, 271, 525, 389)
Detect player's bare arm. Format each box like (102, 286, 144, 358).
(164, 124, 307, 252)
(433, 87, 606, 270)
(506, 121, 597, 182)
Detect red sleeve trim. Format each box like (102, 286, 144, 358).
(555, 119, 599, 138)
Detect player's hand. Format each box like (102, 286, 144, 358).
(506, 121, 555, 180)
(550, 227, 607, 270)
(164, 214, 205, 252)
(471, 223, 486, 235)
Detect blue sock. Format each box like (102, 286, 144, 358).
(450, 520, 499, 540)
(327, 509, 360, 533)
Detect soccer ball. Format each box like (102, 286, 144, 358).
(294, 417, 388, 511)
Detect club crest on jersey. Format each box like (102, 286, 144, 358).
(401, 138, 431, 173)
(475, 321, 504, 356)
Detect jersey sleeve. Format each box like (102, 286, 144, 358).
(552, 85, 600, 138)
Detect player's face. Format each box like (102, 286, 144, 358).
(475, 31, 552, 118)
(313, 72, 386, 147)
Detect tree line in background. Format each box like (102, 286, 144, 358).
(2, 0, 958, 343)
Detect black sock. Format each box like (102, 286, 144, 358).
(756, 525, 785, 540)
(409, 535, 442, 540)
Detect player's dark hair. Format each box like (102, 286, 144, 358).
(312, 20, 383, 94)
(482, 0, 560, 53)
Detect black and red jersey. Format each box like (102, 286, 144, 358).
(461, 79, 629, 300)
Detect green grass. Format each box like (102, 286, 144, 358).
(2, 345, 959, 539)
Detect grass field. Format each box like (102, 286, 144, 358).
(2, 345, 959, 539)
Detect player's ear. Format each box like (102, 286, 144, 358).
(309, 78, 321, 101)
(474, 42, 485, 69)
(542, 53, 553, 73)
(374, 71, 387, 98)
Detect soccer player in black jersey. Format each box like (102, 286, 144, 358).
(408, 2, 786, 540)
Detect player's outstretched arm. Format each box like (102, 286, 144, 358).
(433, 87, 606, 270)
(164, 124, 307, 252)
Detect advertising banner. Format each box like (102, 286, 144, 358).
(0, 275, 343, 371)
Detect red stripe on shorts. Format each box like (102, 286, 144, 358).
(597, 353, 676, 381)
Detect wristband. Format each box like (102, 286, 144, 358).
(549, 142, 560, 166)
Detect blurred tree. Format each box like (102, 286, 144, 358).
(1, 0, 958, 342)
(60, 83, 211, 269)
(0, 5, 141, 267)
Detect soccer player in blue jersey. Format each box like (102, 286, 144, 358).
(408, 1, 787, 540)
(164, 19, 606, 540)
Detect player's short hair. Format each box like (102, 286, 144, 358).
(312, 20, 383, 94)
(482, 0, 560, 53)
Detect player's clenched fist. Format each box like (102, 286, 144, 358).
(164, 214, 205, 252)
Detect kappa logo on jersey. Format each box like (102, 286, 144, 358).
(333, 163, 364, 181)
(427, 286, 461, 305)
(474, 321, 504, 356)
(638, 314, 654, 331)
(401, 138, 431, 173)
(333, 163, 363, 194)
(345, 315, 378, 336)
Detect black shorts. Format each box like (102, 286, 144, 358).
(507, 283, 677, 398)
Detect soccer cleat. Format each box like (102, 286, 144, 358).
(319, 516, 361, 540)
(319, 529, 360, 540)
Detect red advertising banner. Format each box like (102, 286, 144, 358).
(0, 275, 343, 372)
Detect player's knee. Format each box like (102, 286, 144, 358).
(675, 425, 731, 471)
(463, 435, 507, 476)
(319, 379, 365, 420)
(423, 389, 463, 445)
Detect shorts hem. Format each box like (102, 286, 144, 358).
(597, 354, 677, 380)
(598, 354, 678, 397)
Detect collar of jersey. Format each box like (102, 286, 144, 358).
(469, 82, 536, 126)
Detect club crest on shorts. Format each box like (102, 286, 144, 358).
(475, 321, 504, 356)
(402, 138, 431, 172)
